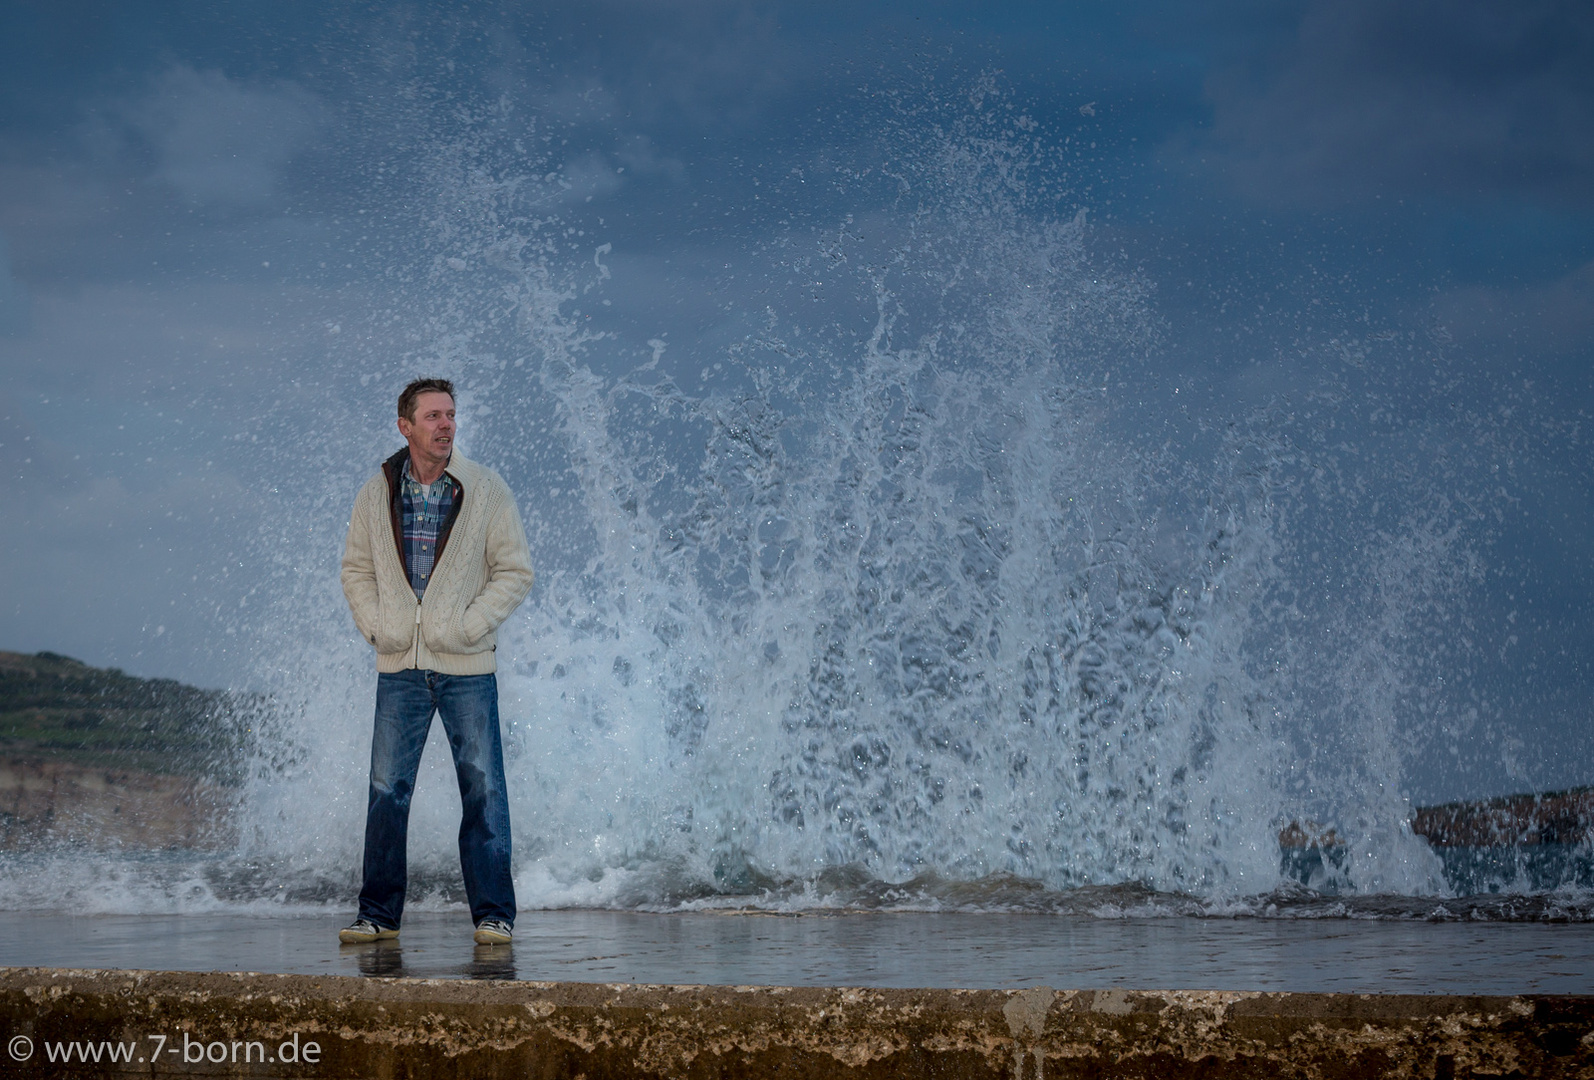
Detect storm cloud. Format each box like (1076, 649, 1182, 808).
(0, 1, 1590, 806)
(1181, 0, 1594, 207)
(118, 65, 329, 208)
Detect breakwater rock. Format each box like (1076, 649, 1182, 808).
(1412, 788, 1594, 849)
(1, 968, 1589, 1078)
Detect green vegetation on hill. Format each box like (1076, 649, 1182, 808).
(0, 651, 256, 781)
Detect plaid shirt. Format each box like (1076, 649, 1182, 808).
(400, 459, 458, 599)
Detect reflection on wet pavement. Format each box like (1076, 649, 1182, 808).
(344, 940, 405, 978)
(468, 944, 517, 981)
(340, 939, 518, 980)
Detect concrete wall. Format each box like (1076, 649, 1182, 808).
(1, 967, 1589, 1078)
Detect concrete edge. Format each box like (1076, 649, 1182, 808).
(2, 967, 1591, 1078)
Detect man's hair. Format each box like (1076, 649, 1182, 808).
(398, 378, 456, 422)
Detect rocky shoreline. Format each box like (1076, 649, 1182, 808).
(0, 650, 245, 850)
(0, 756, 230, 851)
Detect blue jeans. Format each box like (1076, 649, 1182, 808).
(357, 670, 515, 929)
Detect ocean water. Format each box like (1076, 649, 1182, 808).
(2, 75, 1589, 932)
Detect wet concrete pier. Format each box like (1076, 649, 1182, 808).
(4, 911, 1592, 993)
(2, 966, 1591, 1079)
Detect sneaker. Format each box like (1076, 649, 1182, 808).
(339, 918, 398, 944)
(473, 918, 513, 945)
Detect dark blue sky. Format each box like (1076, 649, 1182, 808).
(2, 1, 1590, 802)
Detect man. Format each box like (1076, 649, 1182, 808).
(338, 377, 534, 946)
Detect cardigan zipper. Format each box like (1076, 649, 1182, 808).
(413, 601, 422, 669)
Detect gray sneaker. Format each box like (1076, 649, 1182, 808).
(339, 918, 398, 944)
(473, 918, 513, 945)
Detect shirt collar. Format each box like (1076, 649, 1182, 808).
(401, 455, 454, 492)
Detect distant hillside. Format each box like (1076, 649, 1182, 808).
(0, 651, 256, 782)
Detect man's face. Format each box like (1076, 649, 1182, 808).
(398, 391, 456, 465)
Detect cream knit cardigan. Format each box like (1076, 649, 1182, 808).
(341, 451, 534, 675)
